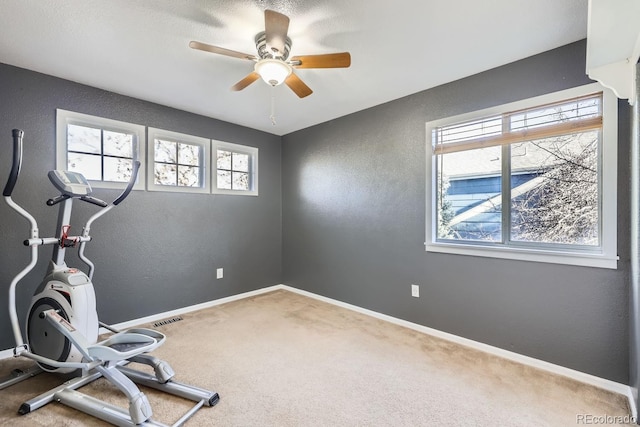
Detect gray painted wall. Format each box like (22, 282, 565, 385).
(0, 63, 282, 351)
(282, 40, 631, 383)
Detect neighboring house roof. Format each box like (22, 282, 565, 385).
(449, 176, 544, 227)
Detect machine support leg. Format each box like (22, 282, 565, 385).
(18, 369, 103, 415)
(55, 389, 169, 427)
(117, 366, 220, 407)
(0, 365, 43, 390)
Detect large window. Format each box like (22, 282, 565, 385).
(426, 84, 618, 268)
(212, 140, 258, 196)
(147, 128, 210, 193)
(56, 109, 145, 190)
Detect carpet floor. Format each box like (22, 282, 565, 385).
(0, 289, 632, 426)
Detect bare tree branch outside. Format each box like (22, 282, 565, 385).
(435, 98, 601, 247)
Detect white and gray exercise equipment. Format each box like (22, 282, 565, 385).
(0, 129, 219, 426)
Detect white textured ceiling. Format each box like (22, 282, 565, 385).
(0, 0, 587, 136)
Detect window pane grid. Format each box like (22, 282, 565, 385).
(434, 93, 603, 252)
(58, 110, 146, 190)
(216, 149, 251, 191)
(153, 139, 202, 187)
(67, 125, 135, 183)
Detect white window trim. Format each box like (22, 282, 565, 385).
(211, 140, 259, 196)
(425, 83, 618, 269)
(146, 128, 210, 194)
(56, 109, 146, 190)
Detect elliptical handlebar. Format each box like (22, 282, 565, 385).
(80, 195, 109, 208)
(3, 129, 38, 349)
(3, 129, 24, 197)
(113, 160, 140, 206)
(46, 194, 71, 206)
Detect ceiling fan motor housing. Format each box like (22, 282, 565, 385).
(255, 31, 292, 61)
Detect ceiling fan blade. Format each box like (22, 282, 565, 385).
(232, 72, 261, 91)
(284, 73, 313, 98)
(189, 41, 256, 61)
(290, 52, 351, 69)
(264, 9, 290, 56)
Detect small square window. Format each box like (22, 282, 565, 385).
(212, 141, 258, 196)
(147, 128, 210, 193)
(56, 109, 145, 190)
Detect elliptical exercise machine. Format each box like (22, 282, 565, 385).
(0, 129, 219, 426)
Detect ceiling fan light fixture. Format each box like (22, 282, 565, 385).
(190, 10, 349, 98)
(255, 59, 292, 86)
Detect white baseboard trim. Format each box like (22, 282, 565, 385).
(277, 285, 637, 419)
(103, 284, 284, 332)
(1, 283, 635, 419)
(0, 348, 14, 360)
(630, 389, 639, 423)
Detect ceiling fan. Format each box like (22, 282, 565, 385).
(189, 9, 351, 98)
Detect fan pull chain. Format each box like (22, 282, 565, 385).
(270, 86, 277, 126)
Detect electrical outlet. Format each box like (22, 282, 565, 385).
(411, 284, 420, 298)
(216, 268, 223, 279)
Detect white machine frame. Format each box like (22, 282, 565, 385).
(0, 129, 219, 426)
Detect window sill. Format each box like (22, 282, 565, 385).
(146, 184, 210, 194)
(425, 241, 618, 269)
(211, 189, 258, 196)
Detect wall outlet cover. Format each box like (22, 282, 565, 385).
(411, 284, 420, 298)
(217, 268, 223, 279)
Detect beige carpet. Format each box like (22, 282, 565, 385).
(0, 289, 632, 426)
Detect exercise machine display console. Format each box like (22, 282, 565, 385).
(48, 170, 92, 197)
